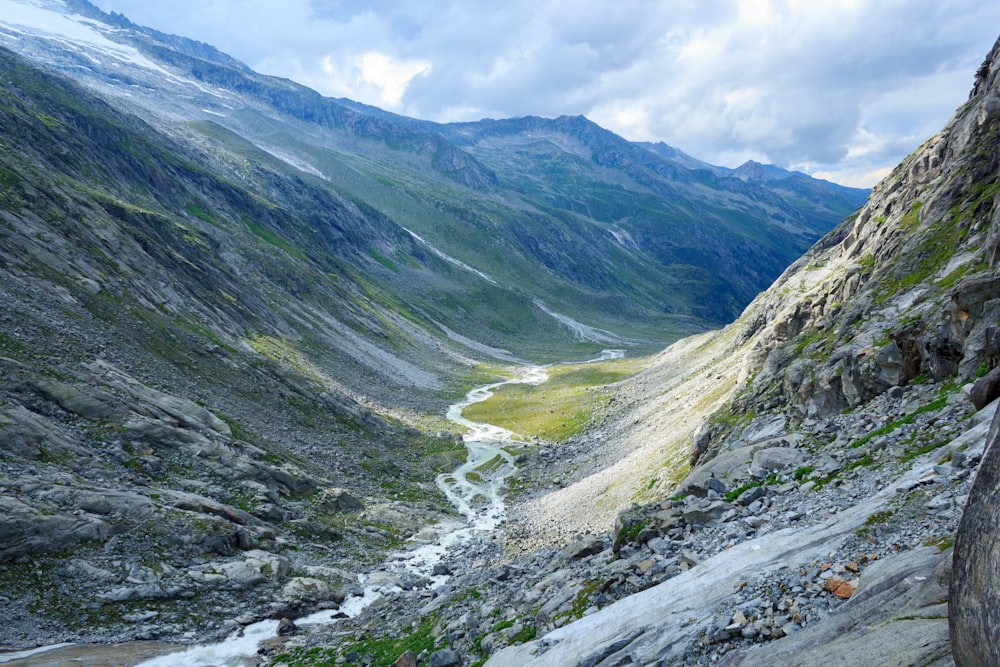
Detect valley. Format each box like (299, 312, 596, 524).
(0, 2, 999, 666)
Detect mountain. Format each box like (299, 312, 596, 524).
(0, 0, 867, 339)
(0, 42, 484, 648)
(235, 34, 1000, 667)
(0, 0, 880, 658)
(472, 34, 1000, 666)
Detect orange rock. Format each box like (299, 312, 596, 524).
(846, 561, 860, 573)
(825, 576, 856, 599)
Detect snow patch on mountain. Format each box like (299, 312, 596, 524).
(533, 300, 624, 344)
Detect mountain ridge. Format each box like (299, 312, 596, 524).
(0, 0, 868, 335)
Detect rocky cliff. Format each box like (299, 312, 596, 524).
(477, 34, 1000, 666)
(269, 36, 1000, 667)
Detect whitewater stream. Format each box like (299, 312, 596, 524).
(0, 351, 621, 666)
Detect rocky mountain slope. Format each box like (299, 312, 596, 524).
(0, 42, 492, 650)
(0, 1, 877, 654)
(490, 33, 1000, 664)
(485, 32, 1000, 665)
(263, 36, 1000, 667)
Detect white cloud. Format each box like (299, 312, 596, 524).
(320, 51, 431, 109)
(91, 0, 1000, 187)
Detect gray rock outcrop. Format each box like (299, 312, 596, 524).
(950, 405, 1000, 666)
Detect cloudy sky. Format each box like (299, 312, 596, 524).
(89, 0, 1000, 188)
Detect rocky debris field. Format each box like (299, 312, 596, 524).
(0, 295, 459, 653)
(264, 372, 992, 667)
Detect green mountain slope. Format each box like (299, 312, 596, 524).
(0, 0, 868, 343)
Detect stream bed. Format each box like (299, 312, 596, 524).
(128, 365, 550, 667)
(1, 352, 620, 666)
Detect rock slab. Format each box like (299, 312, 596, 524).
(950, 406, 1000, 667)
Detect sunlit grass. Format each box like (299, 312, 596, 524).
(462, 357, 645, 442)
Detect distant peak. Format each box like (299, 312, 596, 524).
(732, 160, 793, 182)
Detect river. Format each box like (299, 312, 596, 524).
(0, 352, 622, 666)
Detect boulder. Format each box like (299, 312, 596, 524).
(734, 485, 766, 507)
(873, 342, 903, 387)
(318, 488, 364, 513)
(0, 404, 78, 459)
(682, 500, 733, 526)
(748, 447, 806, 477)
(951, 275, 1000, 342)
(0, 495, 112, 560)
(706, 476, 727, 494)
(190, 551, 289, 590)
(96, 362, 231, 436)
(281, 577, 333, 605)
(127, 419, 211, 448)
(970, 366, 1000, 410)
(742, 415, 787, 445)
(824, 576, 857, 599)
(951, 406, 1000, 666)
(429, 648, 462, 667)
(564, 536, 603, 560)
(395, 650, 418, 667)
(163, 490, 262, 527)
(219, 560, 268, 588)
(33, 379, 119, 419)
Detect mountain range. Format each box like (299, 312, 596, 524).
(0, 0, 868, 350)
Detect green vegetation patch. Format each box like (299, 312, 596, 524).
(848, 381, 958, 450)
(876, 182, 998, 303)
(0, 331, 27, 356)
(553, 579, 607, 625)
(926, 534, 956, 552)
(615, 520, 650, 546)
(809, 453, 876, 490)
(708, 402, 756, 431)
(245, 334, 321, 381)
(367, 247, 399, 272)
(899, 428, 955, 463)
(242, 216, 307, 260)
(856, 509, 894, 537)
(724, 480, 763, 503)
(899, 200, 923, 231)
(461, 357, 642, 442)
(276, 606, 477, 666)
(793, 465, 814, 481)
(184, 202, 225, 228)
(793, 324, 838, 358)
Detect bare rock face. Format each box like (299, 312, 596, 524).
(970, 366, 1000, 410)
(950, 407, 1000, 666)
